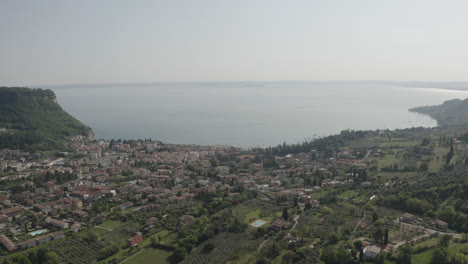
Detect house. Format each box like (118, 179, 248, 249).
(50, 231, 65, 240)
(0, 234, 17, 251)
(357, 220, 369, 230)
(19, 238, 37, 249)
(146, 217, 158, 226)
(36, 234, 51, 244)
(179, 215, 193, 225)
(363, 245, 381, 260)
(0, 161, 7, 171)
(0, 214, 8, 223)
(72, 210, 89, 219)
(1, 206, 22, 218)
(433, 219, 448, 230)
(117, 202, 133, 211)
(310, 199, 320, 208)
(268, 219, 289, 232)
(142, 204, 160, 212)
(128, 234, 143, 247)
(71, 223, 81, 232)
(400, 213, 417, 223)
(45, 217, 69, 229)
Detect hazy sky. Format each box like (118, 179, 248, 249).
(1, 0, 468, 86)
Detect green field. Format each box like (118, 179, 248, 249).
(123, 248, 171, 264)
(81, 226, 110, 237)
(412, 241, 468, 263)
(98, 220, 123, 230)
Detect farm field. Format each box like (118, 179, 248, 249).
(183, 232, 261, 264)
(98, 220, 123, 230)
(123, 248, 172, 264)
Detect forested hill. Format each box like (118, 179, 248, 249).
(410, 98, 468, 127)
(0, 87, 92, 152)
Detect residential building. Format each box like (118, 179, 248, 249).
(363, 245, 381, 260)
(128, 234, 143, 247)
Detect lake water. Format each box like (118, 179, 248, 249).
(50, 82, 468, 148)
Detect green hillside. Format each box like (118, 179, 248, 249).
(410, 98, 468, 127)
(0, 87, 92, 152)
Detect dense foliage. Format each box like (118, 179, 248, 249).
(410, 98, 468, 127)
(0, 87, 91, 152)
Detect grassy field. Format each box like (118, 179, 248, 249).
(379, 139, 420, 148)
(336, 189, 359, 199)
(123, 248, 171, 264)
(430, 146, 450, 171)
(232, 199, 283, 225)
(372, 153, 400, 170)
(100, 229, 174, 263)
(244, 209, 262, 222)
(412, 250, 432, 263)
(411, 241, 468, 263)
(78, 226, 110, 237)
(98, 220, 123, 230)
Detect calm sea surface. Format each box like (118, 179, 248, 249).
(50, 82, 468, 148)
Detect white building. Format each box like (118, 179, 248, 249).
(363, 245, 381, 260)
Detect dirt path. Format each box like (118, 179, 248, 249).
(121, 247, 145, 263)
(95, 226, 113, 231)
(289, 215, 300, 233)
(359, 150, 372, 162)
(257, 240, 267, 251)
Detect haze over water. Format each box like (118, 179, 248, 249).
(51, 82, 468, 148)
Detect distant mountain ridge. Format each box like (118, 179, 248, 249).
(0, 87, 92, 152)
(41, 80, 468, 91)
(410, 98, 468, 127)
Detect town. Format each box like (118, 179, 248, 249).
(0, 128, 468, 264)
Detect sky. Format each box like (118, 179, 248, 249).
(1, 0, 468, 86)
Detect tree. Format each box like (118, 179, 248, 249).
(419, 162, 429, 172)
(375, 228, 384, 243)
(396, 246, 412, 264)
(430, 247, 448, 264)
(328, 233, 340, 244)
(422, 138, 430, 146)
(10, 255, 31, 264)
(353, 240, 362, 250)
(446, 143, 454, 164)
(261, 242, 281, 259)
(384, 229, 389, 244)
(172, 248, 187, 263)
(373, 212, 378, 222)
(43, 251, 59, 264)
(202, 241, 215, 254)
(453, 253, 468, 264)
(282, 251, 295, 264)
(282, 208, 289, 221)
(376, 251, 386, 264)
(439, 234, 451, 248)
(85, 232, 99, 242)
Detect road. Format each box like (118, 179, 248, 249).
(287, 215, 301, 238)
(398, 221, 461, 239)
(390, 220, 462, 250)
(290, 215, 300, 232)
(95, 226, 113, 231)
(360, 150, 372, 162)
